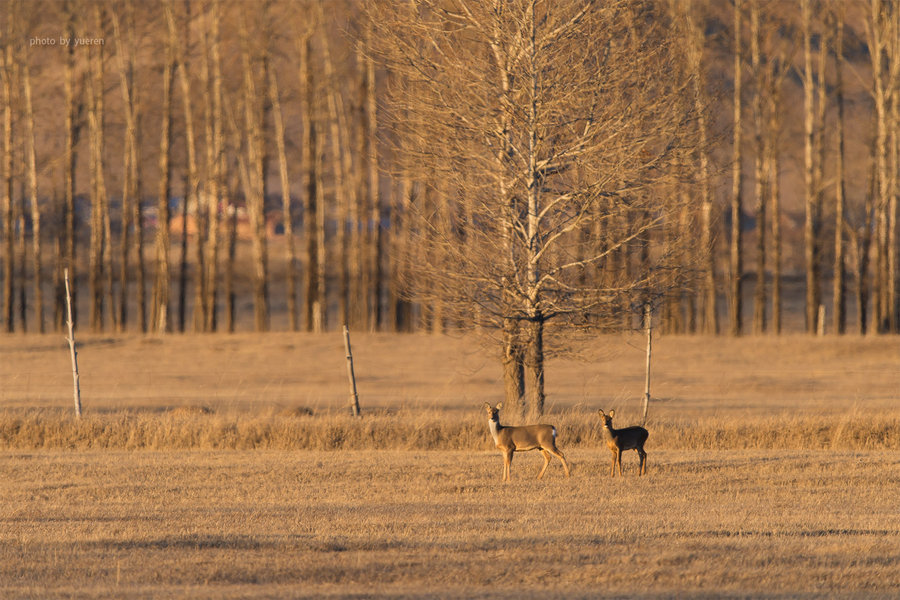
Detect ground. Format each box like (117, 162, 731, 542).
(1, 332, 899, 598)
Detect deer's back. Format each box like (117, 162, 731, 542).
(499, 423, 557, 451)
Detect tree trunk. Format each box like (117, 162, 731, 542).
(153, 0, 176, 333)
(363, 25, 384, 332)
(225, 171, 238, 333)
(887, 5, 900, 332)
(320, 17, 351, 329)
(767, 88, 783, 335)
(751, 0, 767, 334)
(730, 0, 744, 337)
(178, 169, 189, 333)
(802, 0, 823, 334)
(866, 0, 889, 333)
(134, 112, 146, 333)
(687, 0, 718, 335)
(111, 3, 137, 332)
(16, 183, 26, 331)
(0, 8, 16, 332)
(239, 7, 269, 332)
(23, 55, 43, 332)
(88, 4, 109, 332)
(832, 5, 847, 334)
(502, 318, 526, 418)
(202, 0, 223, 333)
(168, 0, 202, 333)
(525, 316, 545, 419)
(299, 35, 323, 333)
(268, 59, 297, 331)
(2, 21, 16, 332)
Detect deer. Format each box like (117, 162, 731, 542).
(483, 402, 571, 482)
(598, 409, 649, 477)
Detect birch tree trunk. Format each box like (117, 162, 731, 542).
(168, 1, 202, 333)
(362, 23, 384, 332)
(3, 16, 17, 332)
(686, 1, 718, 335)
(884, 5, 900, 333)
(751, 0, 767, 334)
(88, 3, 109, 332)
(730, 0, 744, 337)
(832, 5, 847, 335)
(202, 0, 223, 332)
(299, 34, 324, 332)
(23, 52, 43, 332)
(59, 1, 84, 332)
(865, 0, 890, 333)
(268, 64, 297, 331)
(238, 7, 270, 332)
(801, 0, 821, 334)
(319, 17, 351, 329)
(153, 0, 176, 333)
(111, 2, 138, 332)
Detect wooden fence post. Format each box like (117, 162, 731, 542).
(64, 268, 82, 418)
(343, 325, 361, 417)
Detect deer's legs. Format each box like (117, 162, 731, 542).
(503, 448, 514, 481)
(637, 448, 647, 476)
(537, 449, 552, 479)
(548, 447, 571, 477)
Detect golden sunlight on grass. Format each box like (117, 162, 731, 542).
(1, 332, 899, 597)
(3, 449, 900, 598)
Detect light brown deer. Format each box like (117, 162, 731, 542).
(598, 409, 649, 476)
(483, 402, 571, 481)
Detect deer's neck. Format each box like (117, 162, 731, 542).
(488, 419, 502, 445)
(601, 424, 616, 441)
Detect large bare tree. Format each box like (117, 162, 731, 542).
(372, 0, 698, 415)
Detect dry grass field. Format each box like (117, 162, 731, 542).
(2, 332, 900, 598)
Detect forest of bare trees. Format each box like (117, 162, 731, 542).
(1, 1, 899, 352)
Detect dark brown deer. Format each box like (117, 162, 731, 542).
(598, 409, 648, 476)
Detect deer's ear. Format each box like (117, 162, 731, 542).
(482, 402, 492, 411)
(496, 402, 503, 410)
(598, 409, 605, 417)
(609, 409, 615, 418)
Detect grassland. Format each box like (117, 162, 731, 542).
(1, 332, 899, 598)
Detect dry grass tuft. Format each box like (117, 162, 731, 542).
(3, 408, 900, 452)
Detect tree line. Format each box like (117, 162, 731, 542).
(0, 0, 898, 353)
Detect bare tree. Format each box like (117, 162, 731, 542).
(372, 0, 698, 415)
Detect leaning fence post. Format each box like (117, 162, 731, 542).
(343, 325, 361, 417)
(64, 268, 82, 418)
